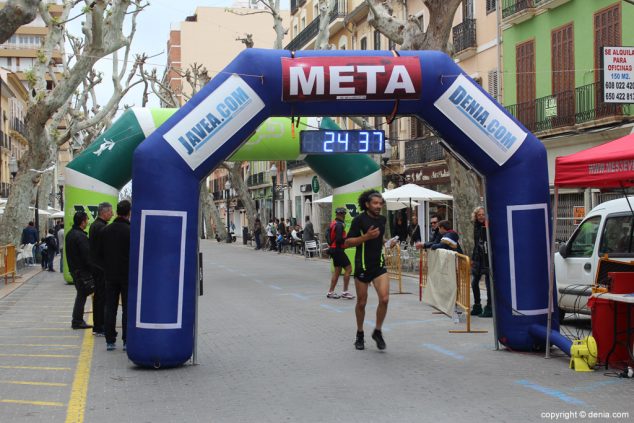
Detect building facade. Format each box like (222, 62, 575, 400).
(165, 4, 290, 234)
(502, 0, 634, 238)
(285, 0, 501, 231)
(0, 0, 66, 206)
(0, 68, 29, 198)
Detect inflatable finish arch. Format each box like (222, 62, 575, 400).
(129, 49, 557, 367)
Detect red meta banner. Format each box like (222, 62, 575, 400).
(281, 56, 422, 102)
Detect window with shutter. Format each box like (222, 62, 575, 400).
(516, 40, 536, 131)
(594, 3, 621, 117)
(374, 31, 381, 50)
(360, 37, 367, 50)
(488, 69, 499, 100)
(486, 0, 496, 15)
(552, 23, 575, 127)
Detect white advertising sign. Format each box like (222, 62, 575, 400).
(434, 74, 527, 166)
(163, 75, 265, 170)
(602, 46, 634, 104)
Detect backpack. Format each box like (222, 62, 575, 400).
(45, 236, 57, 253)
(326, 220, 341, 246)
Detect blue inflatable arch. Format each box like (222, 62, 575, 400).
(129, 49, 557, 367)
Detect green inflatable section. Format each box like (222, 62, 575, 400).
(62, 109, 382, 281)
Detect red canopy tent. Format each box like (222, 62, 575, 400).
(546, 132, 634, 357)
(554, 132, 634, 188)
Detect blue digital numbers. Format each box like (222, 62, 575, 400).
(300, 130, 386, 154)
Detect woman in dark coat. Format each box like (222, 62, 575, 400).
(471, 207, 492, 317)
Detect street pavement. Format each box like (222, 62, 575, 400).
(0, 241, 632, 423)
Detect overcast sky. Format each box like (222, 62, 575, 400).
(76, 0, 290, 109)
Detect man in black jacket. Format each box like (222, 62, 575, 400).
(99, 200, 131, 351)
(89, 202, 112, 336)
(66, 211, 93, 330)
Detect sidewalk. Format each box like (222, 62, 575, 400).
(0, 264, 43, 300)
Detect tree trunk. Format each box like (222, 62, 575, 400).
(315, 0, 336, 50)
(445, 153, 481, 257)
(200, 185, 226, 241)
(0, 172, 36, 246)
(227, 162, 259, 231)
(364, 0, 479, 252)
(0, 0, 40, 44)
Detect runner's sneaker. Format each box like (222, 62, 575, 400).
(355, 331, 365, 350)
(326, 292, 340, 299)
(341, 291, 355, 300)
(106, 343, 116, 351)
(372, 329, 386, 350)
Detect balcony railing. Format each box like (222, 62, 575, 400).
(404, 137, 444, 166)
(452, 19, 477, 55)
(504, 82, 632, 134)
(247, 172, 266, 187)
(286, 160, 308, 170)
(285, 1, 348, 51)
(502, 0, 535, 19)
(10, 118, 24, 134)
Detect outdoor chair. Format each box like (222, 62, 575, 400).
(304, 240, 319, 259)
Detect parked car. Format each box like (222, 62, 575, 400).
(555, 196, 634, 320)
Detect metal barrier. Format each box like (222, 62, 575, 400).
(384, 244, 404, 294)
(419, 249, 487, 334)
(0, 244, 17, 285)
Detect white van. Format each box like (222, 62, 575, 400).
(554, 196, 634, 320)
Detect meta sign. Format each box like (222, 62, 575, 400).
(281, 56, 422, 101)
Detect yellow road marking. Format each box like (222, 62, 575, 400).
(0, 353, 77, 358)
(0, 321, 69, 324)
(65, 320, 94, 423)
(0, 335, 79, 338)
(0, 365, 71, 371)
(0, 343, 78, 348)
(1, 399, 65, 407)
(1, 380, 67, 387)
(0, 328, 73, 331)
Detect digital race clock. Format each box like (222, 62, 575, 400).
(300, 130, 385, 154)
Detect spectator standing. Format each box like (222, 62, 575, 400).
(100, 200, 131, 351)
(89, 202, 113, 336)
(326, 208, 354, 300)
(65, 211, 93, 330)
(43, 229, 58, 271)
(428, 215, 441, 244)
(303, 216, 315, 243)
(407, 215, 421, 245)
(21, 221, 38, 245)
(57, 223, 65, 272)
(253, 218, 262, 250)
(266, 218, 277, 251)
(470, 207, 492, 318)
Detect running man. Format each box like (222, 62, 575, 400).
(344, 189, 397, 350)
(326, 207, 354, 300)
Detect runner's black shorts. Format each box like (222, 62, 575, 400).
(354, 267, 388, 283)
(329, 248, 350, 267)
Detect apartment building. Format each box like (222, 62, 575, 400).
(0, 0, 66, 205)
(0, 68, 28, 198)
(501, 0, 634, 237)
(285, 0, 501, 225)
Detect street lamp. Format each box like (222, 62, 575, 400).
(267, 163, 277, 221)
(225, 180, 232, 243)
(9, 155, 18, 180)
(286, 168, 293, 223)
(381, 142, 392, 166)
(58, 174, 65, 210)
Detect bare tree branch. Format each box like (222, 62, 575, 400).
(0, 0, 41, 44)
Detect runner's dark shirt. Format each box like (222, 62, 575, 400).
(347, 212, 386, 271)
